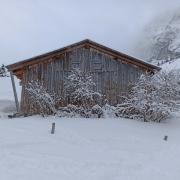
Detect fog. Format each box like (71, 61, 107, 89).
(0, 0, 180, 64)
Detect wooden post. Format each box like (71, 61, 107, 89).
(51, 122, 55, 134)
(164, 135, 168, 141)
(10, 71, 19, 112)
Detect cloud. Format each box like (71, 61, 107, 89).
(0, 0, 180, 64)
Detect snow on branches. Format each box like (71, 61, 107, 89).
(64, 68, 102, 109)
(116, 70, 180, 122)
(24, 68, 180, 121)
(25, 81, 56, 116)
(151, 70, 180, 110)
(0, 64, 8, 77)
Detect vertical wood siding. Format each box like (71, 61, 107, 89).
(20, 47, 143, 114)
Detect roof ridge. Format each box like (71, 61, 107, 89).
(6, 39, 160, 71)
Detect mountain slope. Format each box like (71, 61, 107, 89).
(161, 58, 180, 71)
(135, 8, 180, 66)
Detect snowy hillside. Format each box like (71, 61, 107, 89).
(161, 58, 180, 71)
(134, 8, 180, 65)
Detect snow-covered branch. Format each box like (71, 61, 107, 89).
(64, 68, 102, 109)
(0, 64, 8, 77)
(116, 70, 180, 122)
(25, 81, 56, 116)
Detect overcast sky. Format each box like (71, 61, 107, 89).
(1, 0, 180, 65)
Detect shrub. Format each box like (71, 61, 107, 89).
(115, 71, 180, 122)
(25, 81, 56, 116)
(64, 68, 102, 109)
(91, 104, 104, 118)
(0, 64, 8, 77)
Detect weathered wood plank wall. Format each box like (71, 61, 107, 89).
(20, 47, 143, 114)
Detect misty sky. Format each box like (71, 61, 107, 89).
(1, 0, 180, 65)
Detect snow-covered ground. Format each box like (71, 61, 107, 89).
(0, 76, 180, 180)
(0, 100, 179, 180)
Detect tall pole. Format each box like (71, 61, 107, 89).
(10, 71, 19, 112)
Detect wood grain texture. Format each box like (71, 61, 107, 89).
(19, 46, 145, 114)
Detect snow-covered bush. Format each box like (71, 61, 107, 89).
(62, 68, 107, 118)
(0, 64, 8, 77)
(91, 104, 117, 118)
(152, 70, 180, 110)
(58, 103, 117, 119)
(91, 104, 104, 118)
(116, 101, 169, 122)
(64, 68, 102, 109)
(57, 104, 81, 118)
(58, 104, 91, 118)
(116, 70, 180, 122)
(25, 81, 56, 116)
(102, 104, 116, 118)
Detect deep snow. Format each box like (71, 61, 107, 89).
(0, 100, 180, 180)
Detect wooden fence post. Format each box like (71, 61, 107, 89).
(164, 135, 168, 141)
(10, 71, 19, 112)
(51, 122, 55, 134)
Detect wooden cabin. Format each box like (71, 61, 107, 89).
(6, 39, 160, 114)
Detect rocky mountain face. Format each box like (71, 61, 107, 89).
(135, 9, 180, 66)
